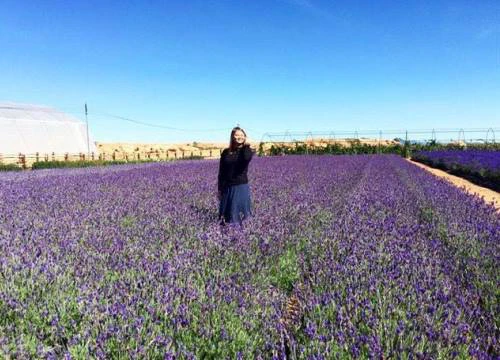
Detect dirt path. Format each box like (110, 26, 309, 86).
(407, 159, 500, 212)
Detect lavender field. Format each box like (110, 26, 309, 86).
(0, 155, 498, 359)
(412, 150, 500, 192)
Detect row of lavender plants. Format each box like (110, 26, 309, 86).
(0, 155, 498, 358)
(412, 150, 500, 192)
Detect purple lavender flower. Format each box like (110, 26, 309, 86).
(0, 155, 498, 358)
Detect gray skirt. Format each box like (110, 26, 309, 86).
(219, 183, 252, 224)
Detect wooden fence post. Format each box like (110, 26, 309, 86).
(91, 152, 95, 160)
(52, 152, 55, 161)
(35, 152, 39, 162)
(18, 153, 26, 169)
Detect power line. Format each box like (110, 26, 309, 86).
(2, 105, 494, 140)
(92, 112, 230, 133)
(0, 105, 233, 133)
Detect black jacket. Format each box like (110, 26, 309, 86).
(218, 145, 254, 192)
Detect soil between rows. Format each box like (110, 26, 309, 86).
(408, 159, 500, 212)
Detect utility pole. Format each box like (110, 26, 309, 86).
(85, 103, 90, 156)
(405, 130, 409, 158)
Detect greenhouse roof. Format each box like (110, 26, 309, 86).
(0, 102, 98, 155)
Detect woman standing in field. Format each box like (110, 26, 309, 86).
(218, 127, 254, 224)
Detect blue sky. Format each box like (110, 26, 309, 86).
(1, 0, 499, 143)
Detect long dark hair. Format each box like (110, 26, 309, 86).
(229, 127, 247, 152)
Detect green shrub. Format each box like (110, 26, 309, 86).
(31, 159, 155, 170)
(177, 155, 204, 161)
(260, 141, 499, 157)
(266, 141, 405, 156)
(0, 163, 22, 171)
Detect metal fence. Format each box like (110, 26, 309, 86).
(260, 127, 498, 144)
(2, 128, 498, 169)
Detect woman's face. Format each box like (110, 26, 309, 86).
(233, 130, 246, 145)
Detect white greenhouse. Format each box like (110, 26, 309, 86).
(0, 102, 98, 156)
